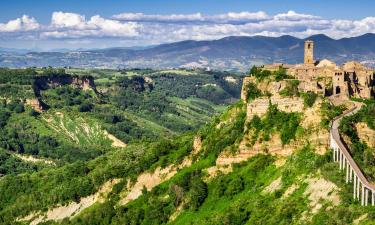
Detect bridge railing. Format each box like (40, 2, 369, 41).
(330, 105, 375, 206)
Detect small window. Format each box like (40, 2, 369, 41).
(308, 43, 311, 49)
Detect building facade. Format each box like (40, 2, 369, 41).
(265, 40, 374, 99)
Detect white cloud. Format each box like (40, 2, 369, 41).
(113, 11, 269, 24)
(44, 12, 140, 38)
(113, 12, 205, 22)
(51, 12, 87, 29)
(274, 10, 320, 21)
(0, 11, 375, 48)
(0, 15, 39, 32)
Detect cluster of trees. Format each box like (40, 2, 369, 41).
(92, 106, 156, 143)
(245, 82, 263, 101)
(195, 102, 247, 162)
(279, 80, 300, 97)
(41, 86, 95, 111)
(249, 66, 271, 81)
(0, 68, 36, 85)
(249, 66, 291, 81)
(247, 103, 301, 145)
(320, 102, 346, 128)
(301, 91, 318, 107)
(0, 149, 42, 176)
(111, 73, 241, 133)
(340, 102, 375, 181)
(151, 72, 242, 104)
(0, 132, 194, 223)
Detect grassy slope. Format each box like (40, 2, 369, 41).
(49, 99, 374, 225)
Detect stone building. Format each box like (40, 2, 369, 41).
(264, 40, 374, 99)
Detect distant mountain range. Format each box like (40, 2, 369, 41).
(1, 33, 375, 71)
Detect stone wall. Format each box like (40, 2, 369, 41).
(246, 96, 304, 121)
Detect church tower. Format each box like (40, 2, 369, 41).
(304, 40, 314, 64)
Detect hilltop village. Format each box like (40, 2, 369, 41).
(262, 40, 375, 99)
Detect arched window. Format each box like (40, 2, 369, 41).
(335, 86, 341, 94)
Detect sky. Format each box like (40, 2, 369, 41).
(0, 0, 374, 50)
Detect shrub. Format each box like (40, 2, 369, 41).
(302, 92, 318, 107)
(29, 109, 40, 117)
(0, 110, 10, 127)
(78, 103, 93, 112)
(247, 103, 301, 145)
(249, 66, 272, 81)
(274, 67, 289, 81)
(246, 82, 262, 101)
(280, 80, 300, 97)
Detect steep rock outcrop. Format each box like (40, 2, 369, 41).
(33, 75, 97, 97)
(355, 122, 375, 148)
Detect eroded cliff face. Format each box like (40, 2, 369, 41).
(217, 77, 329, 166)
(355, 122, 375, 148)
(33, 75, 97, 97)
(216, 99, 329, 166)
(25, 98, 44, 112)
(26, 75, 97, 112)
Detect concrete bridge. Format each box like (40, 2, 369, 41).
(330, 102, 375, 206)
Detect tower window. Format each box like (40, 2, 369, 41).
(308, 44, 311, 49)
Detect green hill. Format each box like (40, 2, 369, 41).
(0, 68, 374, 225)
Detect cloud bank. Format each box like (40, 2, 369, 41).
(0, 11, 374, 48)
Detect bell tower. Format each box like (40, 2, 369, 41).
(304, 40, 314, 65)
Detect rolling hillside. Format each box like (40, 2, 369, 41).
(1, 34, 375, 71)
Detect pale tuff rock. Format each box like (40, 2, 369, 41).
(355, 122, 375, 148)
(13, 153, 55, 165)
(246, 96, 304, 121)
(21, 179, 121, 225)
(300, 98, 322, 128)
(303, 177, 340, 214)
(204, 165, 233, 181)
(216, 96, 329, 165)
(274, 157, 287, 168)
(217, 132, 297, 166)
(43, 112, 125, 147)
(262, 177, 282, 194)
(192, 135, 202, 154)
(282, 184, 299, 198)
(104, 130, 127, 148)
(119, 158, 192, 206)
(25, 98, 43, 112)
(240, 76, 253, 103)
(224, 76, 237, 83)
(353, 214, 368, 225)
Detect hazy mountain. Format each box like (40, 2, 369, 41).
(1, 33, 375, 71)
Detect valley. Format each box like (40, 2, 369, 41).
(0, 62, 373, 224)
(0, 35, 375, 225)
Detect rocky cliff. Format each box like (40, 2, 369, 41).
(33, 75, 97, 97)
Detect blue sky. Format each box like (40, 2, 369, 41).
(0, 0, 374, 50)
(1, 0, 374, 21)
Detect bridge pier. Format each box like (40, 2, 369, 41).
(346, 161, 349, 183)
(353, 175, 357, 199)
(330, 113, 374, 207)
(357, 180, 360, 200)
(339, 151, 342, 171)
(361, 185, 365, 206)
